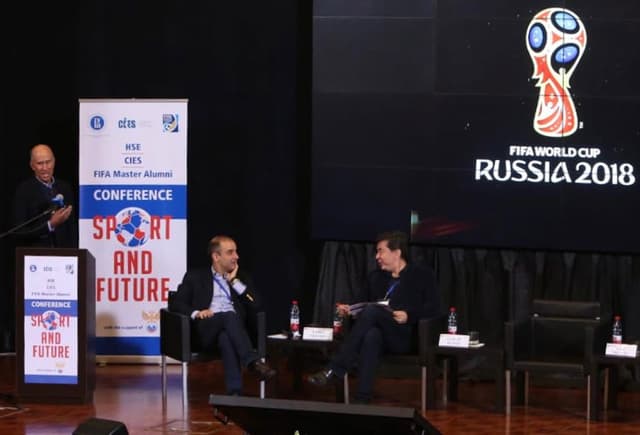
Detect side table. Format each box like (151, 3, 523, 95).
(589, 352, 640, 421)
(426, 344, 505, 413)
(267, 335, 344, 401)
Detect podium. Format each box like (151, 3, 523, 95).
(15, 248, 96, 403)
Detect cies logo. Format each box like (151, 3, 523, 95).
(89, 115, 105, 131)
(162, 113, 179, 132)
(114, 207, 151, 247)
(526, 8, 587, 137)
(118, 118, 136, 128)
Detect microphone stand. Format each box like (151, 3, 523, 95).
(0, 214, 52, 408)
(1, 209, 49, 404)
(0, 208, 53, 240)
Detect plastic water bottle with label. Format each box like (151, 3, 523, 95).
(612, 315, 622, 344)
(333, 303, 344, 337)
(447, 307, 458, 334)
(290, 300, 301, 339)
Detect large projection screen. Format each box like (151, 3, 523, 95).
(311, 1, 640, 253)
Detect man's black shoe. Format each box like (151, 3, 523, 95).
(308, 369, 342, 387)
(249, 360, 276, 381)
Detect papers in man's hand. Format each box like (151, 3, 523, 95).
(348, 300, 393, 316)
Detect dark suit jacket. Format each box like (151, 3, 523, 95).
(171, 267, 262, 342)
(13, 177, 77, 248)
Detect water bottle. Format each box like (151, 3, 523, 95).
(447, 307, 458, 334)
(290, 300, 301, 338)
(612, 315, 622, 344)
(333, 303, 344, 337)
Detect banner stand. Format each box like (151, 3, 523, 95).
(79, 99, 187, 362)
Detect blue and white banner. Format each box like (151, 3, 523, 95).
(78, 99, 187, 357)
(24, 255, 79, 384)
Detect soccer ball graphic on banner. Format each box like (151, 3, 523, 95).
(42, 310, 61, 331)
(114, 207, 151, 247)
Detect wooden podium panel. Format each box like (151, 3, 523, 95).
(15, 248, 96, 403)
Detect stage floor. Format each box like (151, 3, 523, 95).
(1, 354, 640, 434)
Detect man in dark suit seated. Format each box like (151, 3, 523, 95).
(308, 231, 441, 404)
(172, 235, 276, 395)
(13, 144, 77, 248)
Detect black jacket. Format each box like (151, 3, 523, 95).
(171, 267, 261, 337)
(13, 177, 77, 248)
(362, 263, 441, 325)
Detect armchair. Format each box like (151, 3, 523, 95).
(504, 299, 608, 418)
(160, 292, 267, 406)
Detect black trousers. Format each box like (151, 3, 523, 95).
(329, 304, 412, 400)
(195, 311, 257, 394)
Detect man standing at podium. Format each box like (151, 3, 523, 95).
(308, 231, 441, 403)
(4, 144, 77, 352)
(13, 144, 77, 248)
(172, 235, 276, 395)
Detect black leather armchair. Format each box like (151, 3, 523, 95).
(160, 292, 267, 406)
(504, 299, 608, 418)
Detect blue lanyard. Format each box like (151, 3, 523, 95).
(384, 280, 400, 300)
(212, 274, 231, 299)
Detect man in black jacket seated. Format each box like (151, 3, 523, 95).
(308, 231, 441, 403)
(172, 235, 276, 395)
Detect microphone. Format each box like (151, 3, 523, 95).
(0, 194, 66, 240)
(50, 194, 65, 211)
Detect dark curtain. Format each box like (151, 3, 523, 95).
(313, 242, 638, 346)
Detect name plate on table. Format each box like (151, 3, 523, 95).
(605, 343, 638, 358)
(303, 327, 333, 341)
(439, 333, 470, 348)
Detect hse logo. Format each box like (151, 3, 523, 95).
(526, 8, 587, 137)
(89, 115, 105, 131)
(162, 113, 179, 132)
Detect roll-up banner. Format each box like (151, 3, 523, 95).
(78, 99, 187, 361)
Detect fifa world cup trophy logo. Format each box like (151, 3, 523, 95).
(526, 8, 587, 137)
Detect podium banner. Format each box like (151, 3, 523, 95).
(23, 255, 79, 384)
(78, 99, 187, 357)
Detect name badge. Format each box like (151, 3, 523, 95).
(605, 343, 638, 358)
(439, 333, 470, 348)
(302, 327, 333, 341)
